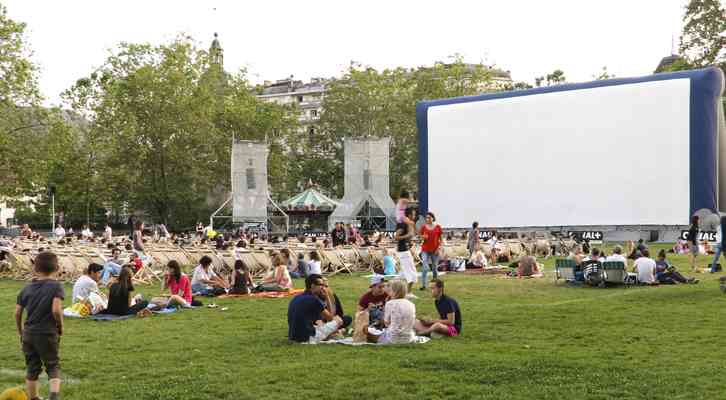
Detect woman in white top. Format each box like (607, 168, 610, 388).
(104, 224, 113, 242)
(307, 251, 322, 275)
(258, 254, 293, 291)
(378, 279, 416, 344)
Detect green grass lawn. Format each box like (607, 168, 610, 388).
(1, 244, 725, 400)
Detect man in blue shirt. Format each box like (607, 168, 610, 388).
(288, 274, 343, 343)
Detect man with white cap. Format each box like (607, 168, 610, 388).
(357, 275, 389, 328)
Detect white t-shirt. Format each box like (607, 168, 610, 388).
(605, 254, 627, 264)
(104, 226, 113, 240)
(383, 298, 416, 344)
(634, 257, 656, 283)
(307, 260, 322, 275)
(54, 227, 66, 237)
(72, 275, 99, 302)
(191, 265, 219, 288)
(82, 228, 93, 238)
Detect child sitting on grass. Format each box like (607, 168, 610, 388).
(14, 252, 64, 400)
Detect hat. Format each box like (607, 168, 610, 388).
(369, 274, 386, 287)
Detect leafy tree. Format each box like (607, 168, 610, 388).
(593, 66, 615, 80)
(535, 69, 567, 87)
(0, 3, 45, 197)
(61, 36, 296, 229)
(679, 0, 725, 70)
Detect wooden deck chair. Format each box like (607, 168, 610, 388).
(218, 250, 236, 270)
(356, 247, 371, 266)
(317, 250, 340, 275)
(252, 251, 273, 274)
(554, 258, 577, 283)
(237, 252, 262, 278)
(338, 247, 359, 271)
(149, 251, 170, 267)
(334, 248, 356, 274)
(602, 261, 627, 285)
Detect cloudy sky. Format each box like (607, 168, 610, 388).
(6, 0, 687, 106)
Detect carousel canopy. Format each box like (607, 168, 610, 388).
(281, 187, 339, 211)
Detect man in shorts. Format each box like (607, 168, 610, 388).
(395, 207, 417, 298)
(415, 279, 462, 337)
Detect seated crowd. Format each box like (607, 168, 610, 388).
(287, 274, 462, 344)
(565, 245, 699, 286)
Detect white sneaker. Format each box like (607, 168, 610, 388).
(405, 293, 418, 299)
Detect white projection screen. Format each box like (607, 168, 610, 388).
(416, 68, 725, 228)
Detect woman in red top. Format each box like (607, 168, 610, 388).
(161, 260, 192, 307)
(419, 212, 443, 290)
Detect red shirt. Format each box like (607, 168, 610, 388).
(420, 224, 442, 253)
(132, 256, 143, 272)
(358, 291, 388, 310)
(166, 274, 192, 304)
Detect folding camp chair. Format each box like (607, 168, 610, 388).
(554, 258, 577, 283)
(602, 261, 628, 286)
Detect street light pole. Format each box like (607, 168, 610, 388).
(51, 193, 55, 233)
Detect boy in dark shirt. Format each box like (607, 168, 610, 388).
(15, 252, 64, 400)
(415, 279, 462, 337)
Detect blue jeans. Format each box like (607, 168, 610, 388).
(710, 244, 723, 272)
(101, 261, 123, 284)
(192, 283, 212, 296)
(420, 251, 439, 289)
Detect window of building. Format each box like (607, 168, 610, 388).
(297, 95, 304, 103)
(310, 109, 318, 117)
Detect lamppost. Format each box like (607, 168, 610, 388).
(48, 185, 56, 232)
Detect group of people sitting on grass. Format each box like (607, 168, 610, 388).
(567, 245, 699, 286)
(287, 274, 462, 344)
(66, 249, 305, 317)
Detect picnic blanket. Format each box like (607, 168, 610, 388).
(70, 306, 180, 320)
(87, 313, 134, 321)
(312, 336, 431, 346)
(462, 267, 511, 275)
(217, 289, 304, 299)
(362, 272, 446, 279)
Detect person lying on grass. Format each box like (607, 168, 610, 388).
(257, 254, 293, 292)
(152, 260, 193, 308)
(191, 255, 229, 296)
(373, 279, 416, 345)
(229, 259, 255, 294)
(287, 274, 344, 343)
(103, 266, 149, 316)
(414, 279, 462, 338)
(15, 251, 64, 400)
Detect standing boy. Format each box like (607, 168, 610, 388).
(15, 252, 64, 400)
